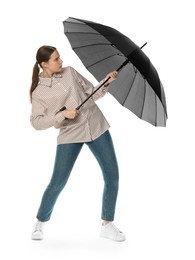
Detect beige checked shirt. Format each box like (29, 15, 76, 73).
(30, 66, 110, 144)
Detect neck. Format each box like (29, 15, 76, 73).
(42, 69, 53, 78)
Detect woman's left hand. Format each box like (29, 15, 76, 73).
(105, 71, 118, 86)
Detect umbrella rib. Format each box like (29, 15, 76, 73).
(64, 20, 101, 34)
(122, 68, 137, 106)
(164, 110, 166, 126)
(72, 43, 112, 50)
(65, 31, 100, 36)
(155, 95, 158, 126)
(86, 54, 125, 69)
(140, 79, 147, 119)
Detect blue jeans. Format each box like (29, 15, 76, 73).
(36, 130, 119, 222)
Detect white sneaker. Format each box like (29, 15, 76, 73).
(31, 221, 45, 240)
(100, 222, 126, 242)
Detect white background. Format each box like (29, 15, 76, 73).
(0, 0, 195, 259)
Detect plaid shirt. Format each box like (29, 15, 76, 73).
(30, 66, 110, 144)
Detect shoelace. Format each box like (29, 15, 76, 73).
(109, 223, 122, 233)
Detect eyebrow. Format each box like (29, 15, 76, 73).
(54, 55, 60, 61)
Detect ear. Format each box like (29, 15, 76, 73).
(41, 61, 47, 68)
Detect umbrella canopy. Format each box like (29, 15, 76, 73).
(63, 17, 167, 127)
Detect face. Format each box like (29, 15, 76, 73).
(41, 50, 63, 76)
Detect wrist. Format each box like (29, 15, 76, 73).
(61, 111, 66, 119)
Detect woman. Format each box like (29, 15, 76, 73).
(30, 45, 126, 242)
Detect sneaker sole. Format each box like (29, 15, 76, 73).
(100, 232, 126, 242)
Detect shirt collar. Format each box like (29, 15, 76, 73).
(38, 72, 62, 87)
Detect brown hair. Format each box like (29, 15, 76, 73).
(29, 45, 56, 102)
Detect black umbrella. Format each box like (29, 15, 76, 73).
(62, 17, 167, 127)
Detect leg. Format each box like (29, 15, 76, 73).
(87, 131, 119, 222)
(87, 131, 126, 242)
(36, 143, 83, 222)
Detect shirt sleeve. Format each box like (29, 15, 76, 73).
(71, 67, 108, 101)
(30, 93, 65, 130)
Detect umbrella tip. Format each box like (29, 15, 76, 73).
(140, 42, 147, 49)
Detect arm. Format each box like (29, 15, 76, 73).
(71, 67, 107, 101)
(72, 67, 118, 101)
(30, 94, 65, 130)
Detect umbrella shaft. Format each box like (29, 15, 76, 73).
(57, 60, 129, 112)
(76, 60, 129, 110)
(76, 77, 110, 110)
(116, 60, 129, 72)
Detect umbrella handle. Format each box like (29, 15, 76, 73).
(55, 106, 67, 114)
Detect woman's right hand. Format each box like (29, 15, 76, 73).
(61, 109, 80, 119)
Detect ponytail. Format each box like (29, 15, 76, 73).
(29, 45, 56, 103)
(29, 61, 40, 103)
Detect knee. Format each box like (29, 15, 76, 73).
(104, 171, 119, 187)
(47, 181, 65, 192)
